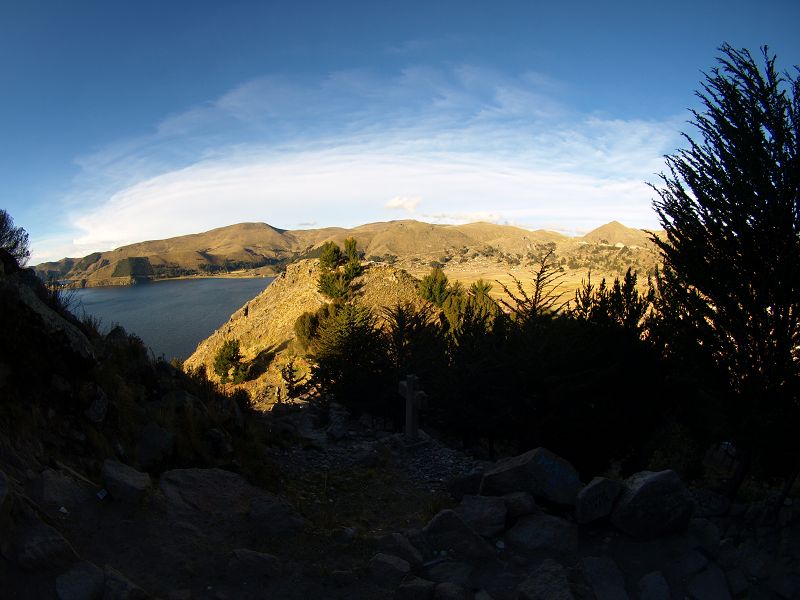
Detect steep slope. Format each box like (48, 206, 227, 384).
(183, 260, 421, 383)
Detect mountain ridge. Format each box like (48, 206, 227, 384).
(35, 219, 662, 287)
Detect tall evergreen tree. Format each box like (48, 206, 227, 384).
(650, 45, 800, 487)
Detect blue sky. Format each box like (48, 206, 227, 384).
(2, 1, 798, 262)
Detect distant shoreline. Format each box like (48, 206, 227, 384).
(65, 269, 276, 289)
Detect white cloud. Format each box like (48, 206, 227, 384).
(31, 63, 686, 262)
(385, 196, 421, 213)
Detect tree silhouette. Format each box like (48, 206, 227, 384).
(650, 45, 800, 492)
(0, 209, 30, 267)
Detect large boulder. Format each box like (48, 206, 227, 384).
(422, 509, 494, 560)
(610, 470, 693, 540)
(454, 495, 507, 538)
(575, 477, 624, 524)
(480, 448, 582, 506)
(102, 460, 151, 503)
(504, 513, 578, 560)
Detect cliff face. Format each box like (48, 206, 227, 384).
(183, 259, 422, 381)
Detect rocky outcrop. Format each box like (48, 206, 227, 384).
(480, 447, 583, 506)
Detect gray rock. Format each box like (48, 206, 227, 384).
(676, 549, 709, 580)
(575, 477, 624, 524)
(448, 469, 484, 501)
(455, 495, 507, 538)
(377, 532, 424, 567)
(102, 460, 151, 503)
(481, 448, 582, 506)
(504, 513, 578, 560)
(434, 582, 470, 600)
(423, 509, 494, 559)
(688, 518, 721, 559)
(137, 422, 175, 469)
(395, 577, 436, 600)
(369, 553, 411, 588)
(39, 468, 93, 508)
(103, 565, 150, 599)
(610, 470, 693, 540)
(637, 571, 670, 600)
(687, 564, 732, 600)
(581, 556, 629, 600)
(503, 492, 538, 519)
(516, 559, 574, 600)
(473, 591, 494, 600)
(56, 561, 105, 600)
(737, 538, 770, 580)
(425, 561, 473, 586)
(724, 568, 748, 597)
(14, 520, 77, 569)
(227, 548, 280, 577)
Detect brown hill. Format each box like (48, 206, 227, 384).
(183, 259, 421, 389)
(581, 221, 659, 248)
(34, 219, 661, 288)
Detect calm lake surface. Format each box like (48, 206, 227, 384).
(73, 277, 273, 360)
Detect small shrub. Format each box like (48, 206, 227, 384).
(213, 339, 243, 383)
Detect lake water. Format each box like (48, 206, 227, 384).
(73, 277, 273, 360)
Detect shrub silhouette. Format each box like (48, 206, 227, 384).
(0, 209, 30, 267)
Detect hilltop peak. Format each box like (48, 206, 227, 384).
(582, 221, 652, 247)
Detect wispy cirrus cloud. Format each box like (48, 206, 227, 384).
(32, 62, 685, 262)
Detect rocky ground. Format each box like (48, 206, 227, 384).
(7, 395, 800, 600)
